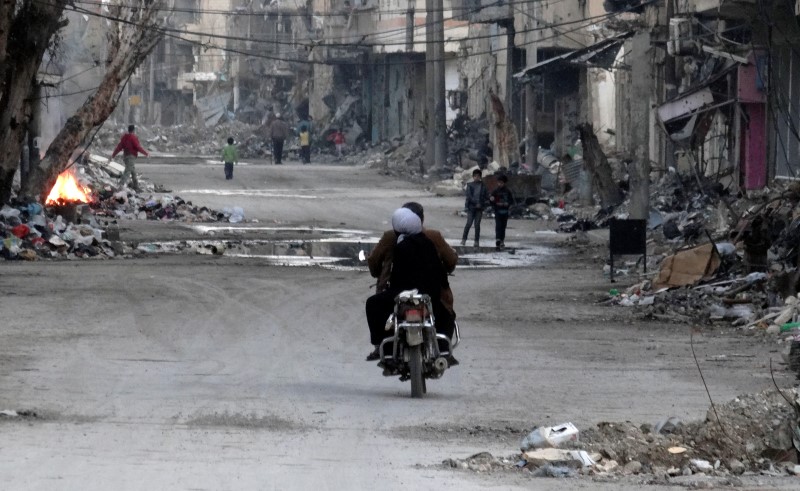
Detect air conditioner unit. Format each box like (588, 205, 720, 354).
(667, 17, 695, 57)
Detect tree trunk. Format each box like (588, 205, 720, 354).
(0, 1, 67, 204)
(489, 91, 521, 168)
(21, 2, 165, 201)
(525, 82, 538, 170)
(577, 123, 623, 208)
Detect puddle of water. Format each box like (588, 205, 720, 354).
(191, 224, 373, 237)
(177, 189, 319, 198)
(135, 236, 563, 269)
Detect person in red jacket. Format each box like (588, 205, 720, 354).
(111, 125, 149, 191)
(327, 128, 345, 159)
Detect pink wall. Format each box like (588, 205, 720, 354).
(742, 103, 767, 190)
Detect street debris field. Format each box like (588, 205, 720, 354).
(435, 388, 800, 484)
(2, 115, 800, 490)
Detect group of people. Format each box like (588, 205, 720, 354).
(266, 113, 346, 166)
(461, 168, 515, 249)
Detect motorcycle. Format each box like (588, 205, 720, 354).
(377, 290, 460, 398)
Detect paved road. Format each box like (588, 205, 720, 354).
(0, 157, 794, 489)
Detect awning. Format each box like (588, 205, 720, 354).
(514, 32, 634, 79)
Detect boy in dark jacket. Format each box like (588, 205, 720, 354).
(461, 169, 489, 247)
(490, 174, 514, 249)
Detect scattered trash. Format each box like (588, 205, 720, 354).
(522, 448, 596, 468)
(520, 422, 580, 451)
(654, 416, 682, 434)
(1, 156, 246, 261)
(445, 388, 800, 479)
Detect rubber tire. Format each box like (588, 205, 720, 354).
(409, 344, 424, 398)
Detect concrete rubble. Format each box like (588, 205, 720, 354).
(94, 121, 267, 158)
(1, 156, 244, 261)
(522, 160, 800, 375)
(444, 389, 800, 481)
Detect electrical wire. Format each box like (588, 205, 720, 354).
(54, 0, 658, 67)
(52, 0, 642, 50)
(65, 0, 568, 18)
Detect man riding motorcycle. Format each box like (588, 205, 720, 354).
(365, 208, 454, 362)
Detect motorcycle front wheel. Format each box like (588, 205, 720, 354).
(409, 344, 425, 398)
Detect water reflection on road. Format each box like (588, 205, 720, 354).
(134, 224, 564, 269)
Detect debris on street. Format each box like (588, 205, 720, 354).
(444, 388, 800, 480)
(1, 155, 245, 261)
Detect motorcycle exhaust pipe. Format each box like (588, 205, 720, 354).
(434, 357, 449, 375)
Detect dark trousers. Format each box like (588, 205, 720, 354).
(366, 290, 454, 349)
(300, 145, 310, 164)
(224, 162, 233, 180)
(272, 138, 284, 164)
(495, 212, 508, 243)
(462, 209, 483, 243)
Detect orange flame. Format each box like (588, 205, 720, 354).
(45, 170, 92, 205)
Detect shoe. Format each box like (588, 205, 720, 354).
(365, 347, 380, 361)
(446, 354, 460, 367)
(460, 240, 466, 246)
(473, 241, 479, 248)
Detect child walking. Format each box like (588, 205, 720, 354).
(461, 169, 489, 247)
(222, 137, 238, 180)
(328, 129, 345, 159)
(490, 174, 515, 249)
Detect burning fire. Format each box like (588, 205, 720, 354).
(45, 170, 92, 205)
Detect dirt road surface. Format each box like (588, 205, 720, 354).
(1, 157, 796, 489)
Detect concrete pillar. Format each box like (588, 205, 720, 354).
(433, 0, 447, 170)
(425, 0, 435, 171)
(628, 32, 652, 221)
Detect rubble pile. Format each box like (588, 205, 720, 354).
(544, 171, 800, 357)
(93, 121, 266, 158)
(0, 157, 243, 261)
(444, 389, 800, 480)
(374, 117, 493, 183)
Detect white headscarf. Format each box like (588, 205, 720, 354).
(392, 207, 422, 243)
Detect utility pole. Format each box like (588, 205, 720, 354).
(432, 0, 447, 171)
(628, 32, 651, 220)
(405, 7, 414, 52)
(149, 55, 155, 124)
(505, 22, 515, 116)
(525, 77, 538, 170)
(425, 0, 435, 172)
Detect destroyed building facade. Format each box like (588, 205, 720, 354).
(49, 0, 799, 190)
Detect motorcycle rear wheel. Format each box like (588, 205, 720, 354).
(409, 344, 424, 398)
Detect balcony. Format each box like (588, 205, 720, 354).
(468, 0, 512, 25)
(679, 0, 757, 19)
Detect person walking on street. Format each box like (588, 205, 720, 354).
(327, 129, 345, 159)
(111, 124, 149, 192)
(297, 117, 311, 163)
(222, 137, 238, 180)
(490, 174, 514, 249)
(269, 114, 290, 164)
(461, 169, 489, 247)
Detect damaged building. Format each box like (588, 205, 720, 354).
(123, 0, 314, 127)
(90, 0, 800, 191)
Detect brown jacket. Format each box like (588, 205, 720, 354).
(368, 228, 458, 313)
(269, 119, 291, 140)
